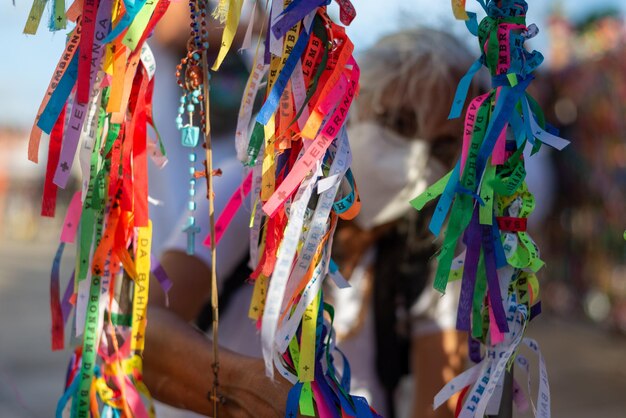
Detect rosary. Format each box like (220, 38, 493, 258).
(176, 0, 223, 412)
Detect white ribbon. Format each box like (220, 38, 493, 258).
(522, 338, 551, 418)
(277, 131, 350, 327)
(236, 61, 268, 162)
(140, 43, 156, 80)
(261, 163, 320, 377)
(269, 0, 284, 56)
(291, 58, 310, 131)
(78, 71, 104, 201)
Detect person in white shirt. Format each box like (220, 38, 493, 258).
(144, 8, 478, 417)
(327, 29, 480, 418)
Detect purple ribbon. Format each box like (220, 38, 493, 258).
(469, 336, 483, 363)
(285, 382, 303, 418)
(151, 254, 173, 295)
(482, 224, 509, 333)
(271, 0, 326, 39)
(61, 271, 75, 325)
(530, 301, 542, 320)
(456, 209, 481, 331)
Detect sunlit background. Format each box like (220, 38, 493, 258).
(1, 0, 625, 417)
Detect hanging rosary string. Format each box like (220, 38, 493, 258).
(174, 0, 222, 413)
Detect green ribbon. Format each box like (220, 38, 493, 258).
(471, 253, 487, 339)
(433, 99, 490, 292)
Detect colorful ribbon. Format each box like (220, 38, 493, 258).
(413, 1, 571, 416)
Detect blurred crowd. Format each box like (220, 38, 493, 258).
(535, 8, 626, 331)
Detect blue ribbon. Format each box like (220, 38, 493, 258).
(491, 219, 508, 269)
(487, 0, 527, 18)
(332, 348, 351, 393)
(256, 23, 312, 125)
(56, 370, 80, 418)
(352, 396, 374, 418)
(429, 160, 461, 236)
(285, 382, 303, 418)
(455, 184, 485, 206)
(508, 110, 527, 148)
(465, 12, 479, 36)
(474, 75, 533, 180)
(333, 169, 357, 215)
(38, 52, 79, 133)
(448, 58, 483, 120)
(101, 0, 147, 43)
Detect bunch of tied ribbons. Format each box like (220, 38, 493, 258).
(25, 0, 173, 415)
(410, 1, 570, 417)
(24, 0, 378, 414)
(218, 1, 381, 416)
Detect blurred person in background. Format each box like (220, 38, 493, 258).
(143, 5, 480, 417)
(329, 28, 481, 418)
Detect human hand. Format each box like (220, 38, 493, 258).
(216, 357, 293, 418)
(144, 306, 293, 417)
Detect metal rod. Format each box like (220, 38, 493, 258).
(488, 369, 514, 418)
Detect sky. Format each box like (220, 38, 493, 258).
(1, 0, 626, 128)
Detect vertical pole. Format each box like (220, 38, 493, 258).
(488, 369, 513, 418)
(202, 46, 220, 417)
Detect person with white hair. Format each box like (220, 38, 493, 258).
(329, 28, 483, 418)
(143, 21, 480, 417)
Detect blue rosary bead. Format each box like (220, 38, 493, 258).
(181, 125, 200, 147)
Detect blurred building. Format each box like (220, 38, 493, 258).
(0, 127, 76, 241)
